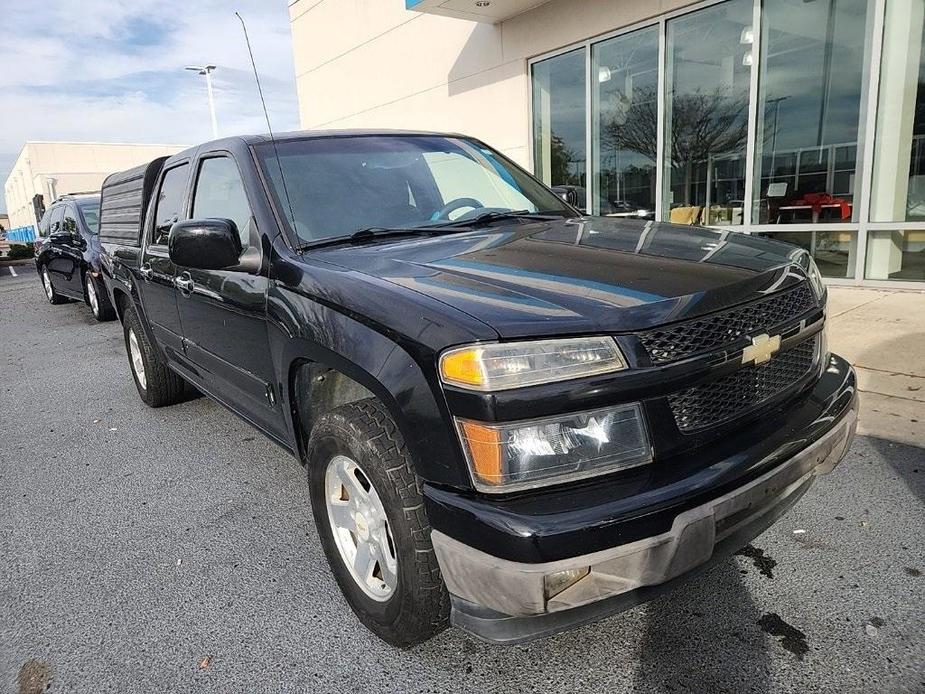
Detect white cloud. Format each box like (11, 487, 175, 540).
(0, 0, 301, 213)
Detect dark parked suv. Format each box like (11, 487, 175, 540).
(98, 131, 858, 646)
(35, 193, 115, 321)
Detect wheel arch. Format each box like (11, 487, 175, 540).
(111, 286, 132, 323)
(281, 336, 470, 489)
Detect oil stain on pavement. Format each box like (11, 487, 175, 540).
(758, 613, 809, 660)
(735, 544, 778, 578)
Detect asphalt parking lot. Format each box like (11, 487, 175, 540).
(1, 265, 923, 693)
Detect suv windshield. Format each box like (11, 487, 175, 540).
(254, 135, 573, 243)
(78, 200, 100, 234)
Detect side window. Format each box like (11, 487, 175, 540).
(49, 205, 65, 233)
(192, 157, 252, 246)
(62, 204, 79, 234)
(38, 209, 52, 237)
(152, 164, 190, 246)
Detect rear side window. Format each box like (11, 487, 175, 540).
(152, 164, 190, 245)
(78, 202, 100, 234)
(192, 157, 252, 246)
(62, 204, 79, 234)
(49, 205, 65, 233)
(38, 209, 52, 237)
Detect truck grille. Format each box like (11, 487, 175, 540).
(668, 336, 818, 433)
(639, 283, 817, 364)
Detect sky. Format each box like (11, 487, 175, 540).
(0, 0, 300, 214)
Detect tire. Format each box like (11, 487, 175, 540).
(122, 305, 186, 407)
(307, 399, 449, 647)
(85, 273, 116, 322)
(41, 266, 68, 305)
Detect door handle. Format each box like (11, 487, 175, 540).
(174, 274, 194, 295)
(139, 264, 153, 280)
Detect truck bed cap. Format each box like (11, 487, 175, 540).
(98, 157, 167, 247)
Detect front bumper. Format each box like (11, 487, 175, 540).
(430, 360, 858, 643)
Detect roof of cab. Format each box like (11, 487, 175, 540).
(165, 129, 467, 160)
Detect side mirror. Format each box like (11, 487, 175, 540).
(168, 218, 242, 270)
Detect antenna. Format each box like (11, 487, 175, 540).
(235, 11, 297, 238)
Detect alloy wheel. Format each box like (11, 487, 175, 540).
(42, 270, 54, 301)
(128, 329, 147, 390)
(324, 454, 398, 601)
(87, 276, 99, 316)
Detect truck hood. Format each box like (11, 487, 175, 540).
(312, 217, 811, 338)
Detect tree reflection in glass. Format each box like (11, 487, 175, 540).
(663, 0, 752, 226)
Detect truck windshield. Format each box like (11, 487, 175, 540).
(253, 135, 573, 243)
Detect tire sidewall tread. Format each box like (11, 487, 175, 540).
(122, 306, 185, 407)
(85, 273, 116, 322)
(308, 399, 449, 647)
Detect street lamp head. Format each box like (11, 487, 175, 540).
(184, 65, 216, 75)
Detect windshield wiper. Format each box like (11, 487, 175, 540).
(434, 210, 565, 228)
(297, 226, 454, 251)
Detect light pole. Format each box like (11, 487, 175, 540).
(185, 65, 218, 138)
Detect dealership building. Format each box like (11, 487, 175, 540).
(289, 0, 925, 286)
(3, 141, 185, 241)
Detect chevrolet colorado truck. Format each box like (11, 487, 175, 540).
(97, 130, 858, 647)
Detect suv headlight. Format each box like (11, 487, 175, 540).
(439, 337, 626, 391)
(455, 403, 652, 493)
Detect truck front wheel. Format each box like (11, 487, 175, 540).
(307, 399, 449, 647)
(122, 306, 186, 407)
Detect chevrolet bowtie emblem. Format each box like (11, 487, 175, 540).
(742, 333, 781, 366)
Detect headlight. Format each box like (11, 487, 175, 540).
(455, 403, 652, 493)
(439, 337, 626, 391)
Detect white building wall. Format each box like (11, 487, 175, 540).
(3, 142, 187, 230)
(289, 0, 697, 167)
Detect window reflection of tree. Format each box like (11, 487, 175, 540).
(549, 134, 577, 186)
(599, 84, 748, 211)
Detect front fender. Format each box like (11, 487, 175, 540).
(268, 284, 474, 489)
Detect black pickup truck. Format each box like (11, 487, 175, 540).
(97, 130, 858, 646)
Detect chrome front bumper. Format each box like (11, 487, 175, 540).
(432, 401, 858, 642)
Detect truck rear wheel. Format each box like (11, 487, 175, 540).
(122, 306, 186, 407)
(307, 399, 449, 647)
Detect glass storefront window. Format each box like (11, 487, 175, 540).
(752, 0, 871, 224)
(532, 49, 588, 209)
(758, 230, 857, 278)
(870, 0, 925, 221)
(591, 26, 659, 219)
(664, 0, 752, 226)
(866, 230, 925, 280)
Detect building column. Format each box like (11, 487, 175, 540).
(867, 0, 923, 277)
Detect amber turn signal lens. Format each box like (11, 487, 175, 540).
(440, 347, 485, 388)
(458, 420, 502, 484)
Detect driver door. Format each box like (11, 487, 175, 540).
(173, 153, 284, 439)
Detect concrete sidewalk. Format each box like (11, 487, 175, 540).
(827, 286, 925, 447)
